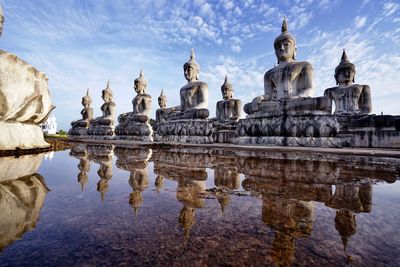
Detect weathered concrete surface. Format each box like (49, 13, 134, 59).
(0, 50, 54, 150)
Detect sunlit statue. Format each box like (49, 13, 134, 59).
(155, 49, 213, 143)
(244, 17, 315, 115)
(115, 70, 153, 140)
(0, 4, 55, 150)
(215, 75, 241, 123)
(69, 89, 93, 136)
(155, 90, 173, 125)
(324, 50, 372, 116)
(165, 48, 209, 120)
(87, 81, 116, 137)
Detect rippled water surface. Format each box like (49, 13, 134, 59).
(0, 144, 399, 266)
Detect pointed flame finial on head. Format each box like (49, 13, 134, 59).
(140, 68, 144, 77)
(134, 68, 147, 87)
(190, 48, 195, 61)
(341, 48, 349, 63)
(86, 88, 90, 95)
(282, 16, 288, 33)
(106, 80, 110, 88)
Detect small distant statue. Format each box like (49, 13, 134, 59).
(215, 75, 241, 123)
(69, 89, 93, 136)
(166, 48, 209, 120)
(244, 17, 314, 115)
(115, 70, 153, 140)
(87, 81, 116, 137)
(155, 90, 169, 124)
(324, 50, 372, 116)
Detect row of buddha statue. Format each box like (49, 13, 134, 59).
(70, 18, 391, 147)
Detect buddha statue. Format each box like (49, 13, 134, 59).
(324, 50, 372, 116)
(118, 69, 152, 124)
(69, 89, 93, 136)
(115, 70, 153, 140)
(92, 81, 116, 126)
(243, 18, 315, 115)
(166, 48, 209, 120)
(87, 81, 116, 137)
(215, 75, 241, 123)
(0, 4, 55, 150)
(155, 90, 172, 124)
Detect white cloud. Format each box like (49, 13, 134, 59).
(355, 16, 367, 28)
(383, 2, 399, 16)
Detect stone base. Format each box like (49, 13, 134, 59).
(212, 130, 236, 143)
(115, 122, 153, 142)
(87, 125, 115, 138)
(236, 136, 342, 147)
(338, 115, 400, 148)
(68, 126, 88, 137)
(0, 122, 50, 150)
(155, 119, 213, 144)
(237, 115, 339, 138)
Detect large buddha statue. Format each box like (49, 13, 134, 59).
(115, 70, 153, 140)
(166, 48, 209, 120)
(324, 50, 372, 116)
(87, 81, 116, 137)
(0, 4, 55, 150)
(244, 18, 315, 115)
(69, 89, 93, 136)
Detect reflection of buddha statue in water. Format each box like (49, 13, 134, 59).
(215, 75, 241, 123)
(128, 167, 149, 217)
(0, 174, 50, 251)
(214, 166, 240, 212)
(77, 158, 90, 192)
(166, 48, 209, 120)
(244, 18, 314, 115)
(96, 160, 113, 201)
(69, 89, 93, 136)
(324, 50, 372, 116)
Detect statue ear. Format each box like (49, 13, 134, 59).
(334, 74, 339, 85)
(293, 47, 297, 60)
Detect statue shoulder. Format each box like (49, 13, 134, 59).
(299, 61, 313, 71)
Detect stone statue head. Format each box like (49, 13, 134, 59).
(274, 18, 297, 63)
(102, 80, 113, 101)
(158, 90, 167, 108)
(82, 88, 92, 107)
(183, 48, 200, 82)
(0, 4, 4, 37)
(221, 75, 233, 100)
(334, 49, 356, 85)
(134, 69, 147, 94)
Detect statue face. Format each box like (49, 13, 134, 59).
(134, 82, 145, 94)
(274, 38, 296, 63)
(158, 98, 166, 108)
(102, 91, 112, 102)
(337, 68, 355, 86)
(184, 65, 198, 82)
(221, 87, 233, 100)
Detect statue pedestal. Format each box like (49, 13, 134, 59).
(0, 122, 50, 150)
(236, 115, 341, 147)
(337, 115, 400, 148)
(87, 125, 115, 140)
(154, 119, 213, 144)
(115, 121, 153, 142)
(68, 126, 89, 139)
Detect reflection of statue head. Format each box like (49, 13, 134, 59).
(221, 75, 233, 100)
(335, 210, 357, 250)
(158, 90, 167, 108)
(81, 88, 92, 107)
(179, 206, 195, 240)
(134, 69, 147, 94)
(183, 48, 200, 82)
(0, 4, 4, 37)
(334, 49, 356, 85)
(102, 80, 113, 101)
(274, 17, 297, 63)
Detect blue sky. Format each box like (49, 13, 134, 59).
(1, 0, 399, 130)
